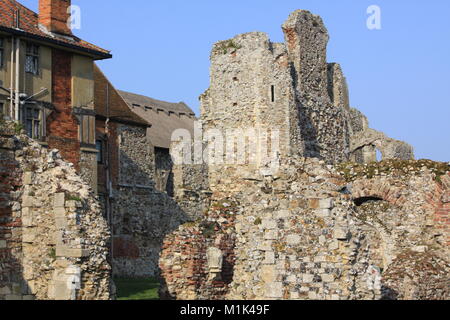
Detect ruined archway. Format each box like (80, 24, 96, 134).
(348, 168, 449, 299)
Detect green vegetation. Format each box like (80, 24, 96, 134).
(183, 220, 200, 228)
(48, 247, 56, 260)
(201, 221, 218, 238)
(115, 278, 160, 301)
(67, 195, 82, 202)
(14, 121, 24, 135)
(337, 159, 449, 183)
(215, 40, 242, 55)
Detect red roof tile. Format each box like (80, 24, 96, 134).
(0, 0, 111, 59)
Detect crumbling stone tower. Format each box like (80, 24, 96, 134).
(162, 10, 436, 301)
(199, 10, 414, 165)
(282, 11, 351, 163)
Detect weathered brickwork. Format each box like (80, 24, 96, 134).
(47, 49, 80, 170)
(160, 10, 448, 301)
(160, 200, 237, 300)
(38, 0, 72, 35)
(434, 173, 450, 247)
(381, 251, 449, 300)
(0, 122, 112, 300)
(163, 158, 449, 300)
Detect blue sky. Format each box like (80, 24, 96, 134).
(21, 0, 450, 161)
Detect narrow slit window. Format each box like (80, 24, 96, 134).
(271, 85, 275, 102)
(96, 140, 103, 164)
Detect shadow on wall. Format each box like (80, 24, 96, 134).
(0, 143, 31, 300)
(110, 151, 190, 281)
(289, 61, 319, 160)
(297, 98, 320, 159)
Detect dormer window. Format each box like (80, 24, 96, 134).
(0, 38, 4, 68)
(25, 43, 39, 75)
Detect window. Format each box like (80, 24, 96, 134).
(96, 140, 103, 164)
(376, 149, 383, 162)
(25, 43, 39, 75)
(271, 85, 275, 102)
(0, 102, 5, 117)
(0, 38, 4, 68)
(25, 105, 41, 139)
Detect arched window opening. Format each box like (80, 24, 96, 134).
(376, 149, 383, 162)
(354, 196, 384, 207)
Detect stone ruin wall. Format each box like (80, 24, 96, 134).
(111, 124, 187, 278)
(0, 121, 112, 300)
(0, 118, 189, 299)
(160, 10, 449, 300)
(199, 10, 414, 168)
(282, 12, 349, 163)
(160, 199, 237, 300)
(162, 159, 449, 300)
(0, 8, 444, 300)
(201, 32, 299, 161)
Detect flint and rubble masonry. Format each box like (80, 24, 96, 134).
(160, 10, 448, 301)
(0, 122, 112, 300)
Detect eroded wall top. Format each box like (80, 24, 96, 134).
(198, 10, 414, 166)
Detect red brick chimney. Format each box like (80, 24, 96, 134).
(38, 0, 72, 35)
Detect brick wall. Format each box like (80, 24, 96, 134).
(47, 49, 80, 170)
(38, 0, 72, 35)
(160, 200, 236, 300)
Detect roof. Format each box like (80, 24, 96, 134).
(118, 91, 196, 117)
(94, 65, 151, 128)
(118, 90, 196, 149)
(0, 0, 111, 59)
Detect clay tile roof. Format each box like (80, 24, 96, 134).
(117, 91, 196, 116)
(0, 0, 111, 59)
(118, 90, 196, 149)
